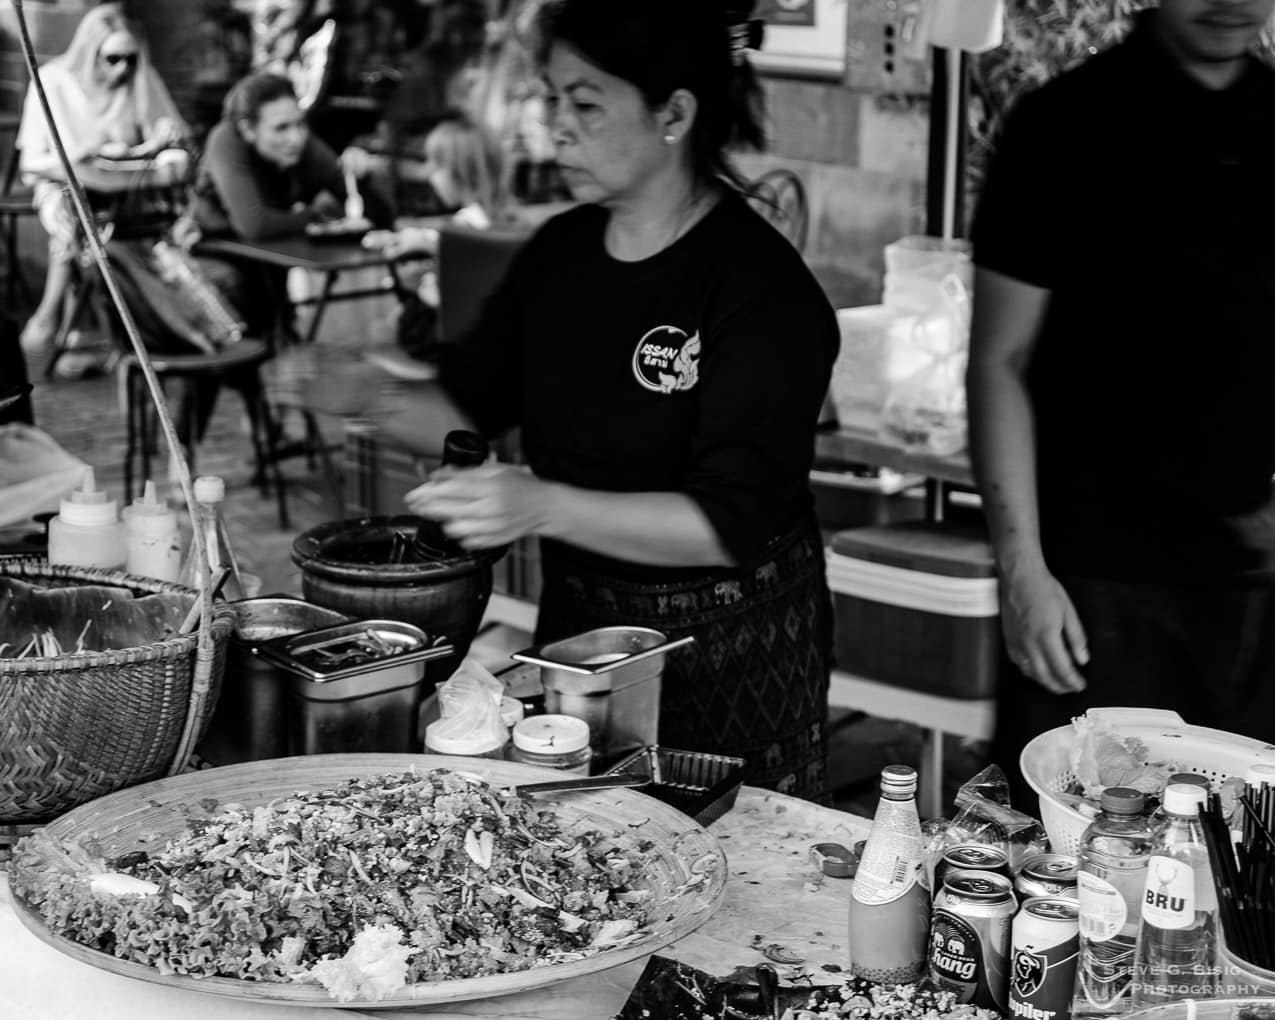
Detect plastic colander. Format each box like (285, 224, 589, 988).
(1020, 707, 1275, 856)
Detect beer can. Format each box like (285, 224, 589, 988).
(1009, 896, 1080, 1020)
(930, 872, 1017, 1012)
(935, 844, 1013, 896)
(1015, 853, 1079, 901)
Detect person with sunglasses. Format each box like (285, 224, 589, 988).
(16, 3, 186, 365)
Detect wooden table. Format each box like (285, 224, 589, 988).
(0, 787, 868, 1019)
(195, 235, 415, 345)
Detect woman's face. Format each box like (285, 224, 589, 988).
(242, 96, 308, 169)
(96, 30, 140, 91)
(541, 43, 670, 207)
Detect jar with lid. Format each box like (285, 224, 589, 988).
(507, 715, 592, 775)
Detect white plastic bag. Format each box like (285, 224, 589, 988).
(423, 658, 509, 756)
(0, 424, 90, 528)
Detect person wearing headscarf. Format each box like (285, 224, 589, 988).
(16, 3, 186, 357)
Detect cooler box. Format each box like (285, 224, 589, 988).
(828, 520, 999, 699)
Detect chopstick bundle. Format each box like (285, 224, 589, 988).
(1203, 785, 1275, 971)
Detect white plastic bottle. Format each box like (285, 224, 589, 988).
(122, 479, 181, 581)
(180, 475, 247, 601)
(848, 764, 930, 983)
(1132, 783, 1218, 1006)
(1074, 787, 1154, 1017)
(47, 468, 125, 569)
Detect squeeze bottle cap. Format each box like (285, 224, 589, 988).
(194, 475, 225, 504)
(1163, 783, 1208, 817)
(59, 468, 118, 527)
(125, 480, 172, 519)
(512, 714, 590, 754)
(1100, 787, 1146, 815)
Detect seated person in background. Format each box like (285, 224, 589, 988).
(17, 3, 186, 356)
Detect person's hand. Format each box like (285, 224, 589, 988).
(340, 146, 374, 178)
(170, 214, 202, 251)
(404, 464, 556, 549)
(308, 190, 343, 222)
(98, 140, 131, 159)
(999, 565, 1089, 694)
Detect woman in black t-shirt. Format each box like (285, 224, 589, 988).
(370, 0, 839, 802)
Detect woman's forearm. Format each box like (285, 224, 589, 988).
(539, 486, 733, 568)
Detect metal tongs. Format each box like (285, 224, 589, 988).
(512, 773, 650, 797)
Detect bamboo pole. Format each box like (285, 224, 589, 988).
(9, 0, 215, 775)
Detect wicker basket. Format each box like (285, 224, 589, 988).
(0, 558, 236, 823)
(1020, 707, 1275, 856)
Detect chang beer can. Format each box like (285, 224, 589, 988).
(935, 844, 1013, 898)
(1010, 896, 1080, 1020)
(929, 872, 1017, 1012)
(1015, 853, 1080, 901)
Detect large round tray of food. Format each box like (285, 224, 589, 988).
(9, 753, 727, 1008)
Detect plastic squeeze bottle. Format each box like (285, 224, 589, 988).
(1074, 787, 1155, 1017)
(122, 480, 181, 581)
(180, 475, 247, 601)
(1132, 784, 1218, 1006)
(47, 468, 125, 569)
(848, 764, 931, 983)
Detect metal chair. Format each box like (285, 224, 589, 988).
(745, 167, 810, 253)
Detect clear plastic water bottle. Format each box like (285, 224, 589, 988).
(1074, 787, 1154, 1017)
(1132, 783, 1218, 1006)
(1148, 773, 1209, 826)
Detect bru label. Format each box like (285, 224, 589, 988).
(929, 909, 1009, 1012)
(1141, 856, 1194, 930)
(1011, 939, 1080, 1020)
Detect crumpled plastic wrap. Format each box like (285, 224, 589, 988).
(927, 765, 1049, 873)
(423, 658, 508, 756)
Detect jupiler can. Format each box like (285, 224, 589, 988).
(1015, 853, 1079, 901)
(1009, 896, 1080, 1020)
(929, 872, 1017, 1012)
(934, 844, 1013, 897)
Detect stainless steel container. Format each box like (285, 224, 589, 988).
(512, 627, 694, 762)
(257, 620, 454, 754)
(198, 597, 350, 765)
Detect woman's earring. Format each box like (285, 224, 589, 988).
(663, 133, 676, 144)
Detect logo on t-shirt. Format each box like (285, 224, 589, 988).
(632, 326, 700, 394)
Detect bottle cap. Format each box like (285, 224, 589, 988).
(1167, 772, 1210, 789)
(1245, 763, 1275, 788)
(194, 475, 225, 504)
(512, 714, 590, 755)
(880, 764, 917, 796)
(124, 480, 174, 520)
(423, 720, 506, 756)
(59, 467, 118, 527)
(500, 696, 525, 729)
(1163, 783, 1207, 817)
(1100, 787, 1146, 815)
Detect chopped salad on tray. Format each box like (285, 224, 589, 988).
(12, 769, 667, 1002)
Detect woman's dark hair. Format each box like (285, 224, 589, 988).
(222, 71, 298, 127)
(534, 0, 766, 191)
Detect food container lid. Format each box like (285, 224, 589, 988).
(257, 620, 452, 682)
(513, 714, 590, 754)
(830, 521, 995, 578)
(423, 721, 506, 756)
(1245, 763, 1275, 787)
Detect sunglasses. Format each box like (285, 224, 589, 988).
(102, 52, 139, 68)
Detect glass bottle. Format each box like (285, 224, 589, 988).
(180, 475, 246, 601)
(848, 764, 930, 983)
(1074, 787, 1155, 1017)
(1132, 784, 1218, 1006)
(412, 430, 489, 559)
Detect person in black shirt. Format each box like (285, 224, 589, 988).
(367, 0, 839, 801)
(968, 0, 1275, 802)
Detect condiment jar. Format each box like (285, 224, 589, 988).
(47, 467, 125, 569)
(122, 479, 180, 581)
(506, 714, 592, 775)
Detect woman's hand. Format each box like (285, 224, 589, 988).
(308, 190, 343, 222)
(999, 564, 1089, 694)
(404, 464, 557, 549)
(340, 146, 374, 178)
(98, 140, 131, 159)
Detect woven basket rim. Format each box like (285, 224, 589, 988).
(0, 557, 237, 674)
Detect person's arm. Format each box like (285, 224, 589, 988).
(17, 71, 94, 176)
(967, 268, 1087, 693)
(203, 128, 309, 240)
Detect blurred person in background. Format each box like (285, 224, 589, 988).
(968, 0, 1275, 806)
(317, 0, 838, 801)
(16, 3, 186, 360)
